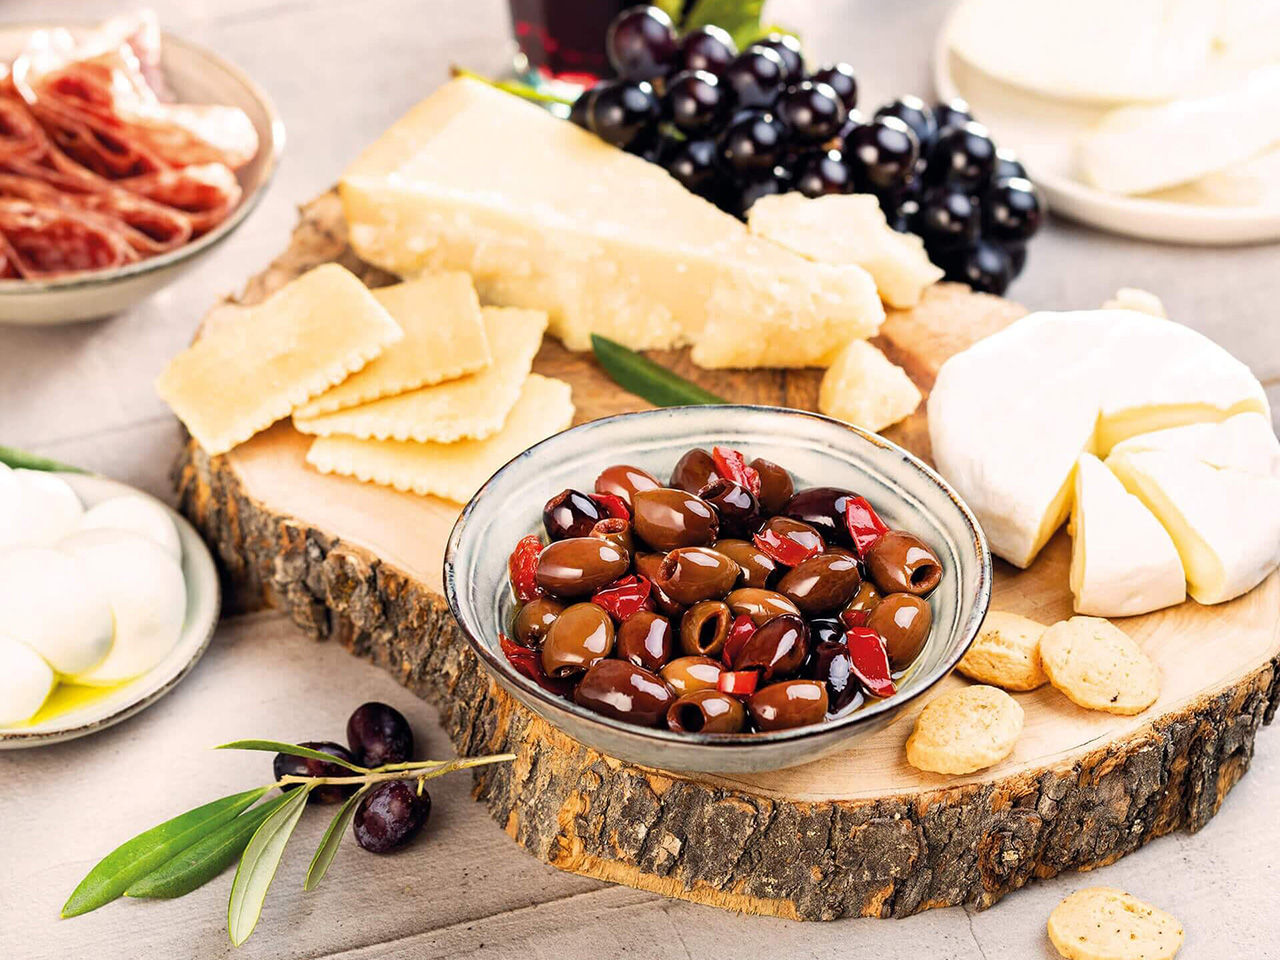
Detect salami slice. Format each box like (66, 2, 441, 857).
(118, 163, 240, 236)
(0, 198, 137, 278)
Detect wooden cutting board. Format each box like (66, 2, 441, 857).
(174, 192, 1280, 921)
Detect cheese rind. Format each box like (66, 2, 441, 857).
(341, 78, 884, 368)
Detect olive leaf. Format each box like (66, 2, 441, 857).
(126, 794, 290, 900)
(0, 444, 86, 473)
(227, 784, 312, 946)
(682, 0, 767, 48)
(653, 0, 686, 25)
(62, 786, 270, 918)
(216, 740, 368, 773)
(591, 334, 726, 407)
(304, 787, 367, 892)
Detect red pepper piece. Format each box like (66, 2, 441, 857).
(499, 634, 574, 697)
(840, 607, 869, 629)
(508, 534, 544, 602)
(589, 492, 631, 520)
(722, 614, 757, 668)
(712, 446, 761, 497)
(753, 526, 823, 568)
(844, 627, 897, 698)
(717, 669, 759, 697)
(845, 495, 890, 557)
(591, 574, 652, 622)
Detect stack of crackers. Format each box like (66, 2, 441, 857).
(157, 264, 574, 504)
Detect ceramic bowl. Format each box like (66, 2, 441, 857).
(0, 23, 284, 325)
(444, 406, 991, 774)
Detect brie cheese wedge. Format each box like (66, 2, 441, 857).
(1109, 412, 1280, 478)
(1069, 453, 1186, 616)
(0, 636, 55, 726)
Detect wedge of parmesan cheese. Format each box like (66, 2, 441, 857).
(818, 340, 921, 433)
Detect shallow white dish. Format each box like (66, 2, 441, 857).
(0, 473, 220, 748)
(0, 22, 284, 325)
(933, 1, 1280, 245)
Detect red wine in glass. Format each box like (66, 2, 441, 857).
(509, 0, 635, 87)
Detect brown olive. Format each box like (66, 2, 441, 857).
(655, 547, 739, 605)
(513, 597, 564, 647)
(616, 610, 675, 671)
(535, 538, 631, 598)
(540, 603, 615, 677)
(543, 489, 605, 541)
(782, 486, 858, 546)
(865, 531, 943, 596)
(574, 659, 674, 727)
(732, 614, 808, 680)
(679, 600, 732, 656)
(755, 515, 826, 561)
(696, 478, 758, 538)
(843, 581, 882, 618)
(631, 488, 719, 551)
(712, 539, 779, 588)
(666, 690, 747, 734)
(750, 457, 794, 514)
(670, 447, 718, 494)
(775, 552, 862, 615)
(867, 593, 933, 669)
(634, 551, 685, 617)
(590, 517, 633, 557)
(725, 588, 801, 626)
(595, 464, 661, 506)
(747, 680, 829, 731)
(660, 655, 722, 696)
(808, 640, 864, 713)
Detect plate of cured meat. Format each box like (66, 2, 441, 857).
(0, 11, 283, 324)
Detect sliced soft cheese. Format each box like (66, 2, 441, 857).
(0, 546, 113, 676)
(1079, 66, 1280, 195)
(746, 193, 942, 308)
(340, 77, 884, 368)
(927, 309, 1267, 567)
(1154, 144, 1280, 207)
(0, 636, 55, 726)
(1070, 453, 1185, 616)
(1109, 412, 1280, 478)
(1107, 449, 1280, 604)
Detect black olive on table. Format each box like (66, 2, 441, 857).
(274, 741, 358, 804)
(352, 779, 430, 853)
(347, 702, 415, 768)
(808, 641, 865, 713)
(696, 477, 758, 537)
(781, 486, 858, 545)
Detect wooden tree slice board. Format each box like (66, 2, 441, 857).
(174, 193, 1280, 920)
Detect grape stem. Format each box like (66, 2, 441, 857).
(274, 753, 515, 790)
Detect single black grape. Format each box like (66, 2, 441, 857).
(809, 63, 858, 111)
(984, 176, 1044, 242)
(718, 110, 788, 175)
(679, 25, 736, 76)
(606, 5, 677, 81)
(626, 128, 664, 161)
(1004, 240, 1028, 277)
(663, 69, 723, 134)
(777, 81, 846, 144)
(927, 121, 996, 188)
(918, 185, 981, 247)
(721, 47, 786, 109)
(948, 239, 1013, 295)
(877, 173, 921, 224)
(833, 108, 865, 150)
(874, 95, 936, 150)
(847, 116, 919, 190)
(587, 79, 659, 149)
(347, 701, 414, 768)
(568, 88, 592, 129)
(750, 33, 804, 82)
(662, 137, 718, 194)
(723, 166, 792, 218)
(933, 97, 973, 133)
(993, 147, 1027, 182)
(273, 741, 357, 804)
(793, 149, 853, 197)
(352, 780, 430, 854)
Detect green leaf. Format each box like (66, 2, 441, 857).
(682, 0, 766, 49)
(216, 740, 367, 773)
(61, 787, 269, 918)
(227, 784, 312, 946)
(125, 794, 290, 900)
(591, 335, 726, 407)
(0, 445, 86, 473)
(450, 66, 575, 106)
(303, 787, 365, 892)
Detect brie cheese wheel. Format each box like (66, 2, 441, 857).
(79, 495, 182, 562)
(1069, 454, 1186, 616)
(0, 464, 21, 549)
(1109, 412, 1280, 478)
(0, 636, 55, 726)
(10, 469, 83, 546)
(928, 309, 1267, 568)
(61, 529, 187, 685)
(1107, 449, 1280, 604)
(341, 78, 885, 369)
(0, 546, 113, 675)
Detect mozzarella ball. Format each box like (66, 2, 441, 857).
(0, 546, 113, 675)
(79, 495, 182, 562)
(0, 636, 56, 726)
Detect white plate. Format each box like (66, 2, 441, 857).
(933, 1, 1280, 245)
(0, 473, 220, 748)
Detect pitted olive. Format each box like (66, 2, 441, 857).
(679, 600, 732, 656)
(655, 547, 739, 605)
(574, 660, 674, 727)
(666, 690, 747, 733)
(631, 488, 720, 551)
(616, 610, 674, 671)
(660, 655, 723, 696)
(670, 448, 718, 494)
(747, 680, 829, 731)
(535, 537, 630, 598)
(513, 597, 564, 647)
(775, 551, 862, 614)
(865, 531, 942, 596)
(866, 593, 932, 668)
(541, 603, 615, 677)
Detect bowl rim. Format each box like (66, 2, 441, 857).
(0, 23, 285, 295)
(444, 404, 993, 752)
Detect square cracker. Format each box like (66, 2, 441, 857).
(156, 264, 402, 455)
(293, 273, 491, 418)
(305, 373, 574, 503)
(292, 307, 547, 443)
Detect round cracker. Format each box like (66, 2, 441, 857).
(1040, 617, 1159, 715)
(905, 684, 1023, 775)
(1048, 887, 1183, 960)
(956, 610, 1048, 691)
